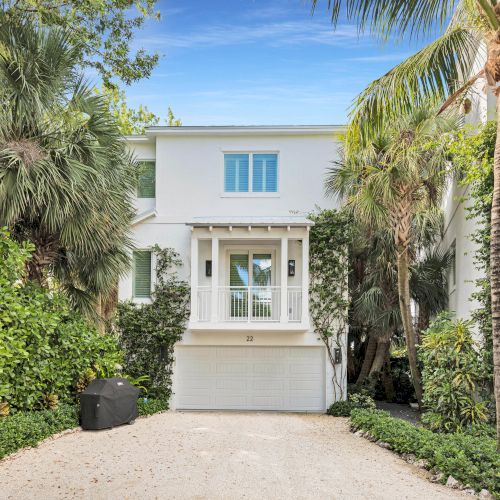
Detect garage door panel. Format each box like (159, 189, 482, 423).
(175, 346, 325, 411)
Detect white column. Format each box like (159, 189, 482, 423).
(301, 234, 310, 324)
(211, 237, 219, 322)
(280, 236, 288, 323)
(190, 234, 198, 321)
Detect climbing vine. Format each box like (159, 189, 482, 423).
(116, 246, 190, 400)
(447, 122, 495, 374)
(309, 209, 353, 401)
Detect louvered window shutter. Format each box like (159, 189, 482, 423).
(133, 251, 152, 298)
(252, 154, 278, 192)
(224, 154, 249, 192)
(137, 161, 156, 198)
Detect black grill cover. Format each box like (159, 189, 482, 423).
(79, 378, 140, 430)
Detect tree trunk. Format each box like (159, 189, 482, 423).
(369, 331, 391, 375)
(356, 333, 377, 385)
(382, 350, 395, 402)
(416, 302, 430, 344)
(490, 94, 500, 450)
(397, 248, 424, 407)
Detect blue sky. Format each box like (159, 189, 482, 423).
(122, 0, 428, 125)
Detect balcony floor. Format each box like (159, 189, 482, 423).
(188, 321, 310, 332)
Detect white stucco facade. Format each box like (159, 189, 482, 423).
(120, 126, 345, 412)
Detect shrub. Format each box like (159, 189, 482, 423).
(117, 246, 189, 400)
(137, 398, 169, 416)
(0, 229, 123, 412)
(419, 314, 491, 432)
(327, 393, 376, 416)
(351, 409, 500, 495)
(0, 404, 79, 459)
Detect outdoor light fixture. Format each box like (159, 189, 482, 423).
(334, 348, 342, 364)
(288, 259, 295, 276)
(205, 260, 212, 277)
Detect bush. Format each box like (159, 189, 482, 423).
(0, 404, 79, 459)
(327, 393, 376, 416)
(419, 314, 491, 432)
(117, 246, 189, 400)
(0, 230, 123, 412)
(351, 409, 500, 495)
(137, 398, 169, 416)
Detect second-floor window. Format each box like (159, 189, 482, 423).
(224, 153, 278, 193)
(137, 160, 156, 198)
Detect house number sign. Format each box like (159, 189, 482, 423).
(246, 336, 254, 342)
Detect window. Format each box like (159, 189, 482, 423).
(133, 250, 152, 298)
(224, 153, 278, 193)
(253, 154, 278, 192)
(224, 154, 249, 192)
(137, 161, 155, 198)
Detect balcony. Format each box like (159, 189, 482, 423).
(196, 286, 302, 323)
(187, 216, 312, 332)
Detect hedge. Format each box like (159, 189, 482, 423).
(0, 398, 168, 460)
(350, 409, 500, 496)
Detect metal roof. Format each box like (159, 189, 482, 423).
(186, 216, 314, 227)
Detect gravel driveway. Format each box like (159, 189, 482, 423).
(0, 412, 466, 500)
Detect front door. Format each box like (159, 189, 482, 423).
(228, 252, 273, 320)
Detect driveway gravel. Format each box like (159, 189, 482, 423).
(0, 411, 467, 499)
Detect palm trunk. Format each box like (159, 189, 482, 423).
(382, 350, 395, 402)
(356, 333, 377, 385)
(490, 96, 500, 450)
(369, 331, 391, 375)
(396, 247, 423, 407)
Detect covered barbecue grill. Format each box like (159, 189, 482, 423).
(79, 378, 139, 430)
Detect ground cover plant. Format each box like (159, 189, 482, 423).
(351, 409, 500, 496)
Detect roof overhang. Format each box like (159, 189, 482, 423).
(186, 216, 314, 228)
(143, 125, 345, 137)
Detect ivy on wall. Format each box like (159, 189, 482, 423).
(309, 209, 353, 401)
(116, 246, 190, 400)
(447, 122, 495, 373)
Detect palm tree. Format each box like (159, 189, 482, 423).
(0, 15, 136, 315)
(327, 107, 455, 406)
(312, 0, 500, 447)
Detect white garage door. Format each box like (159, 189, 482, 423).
(175, 346, 325, 411)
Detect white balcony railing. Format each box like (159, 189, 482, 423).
(195, 286, 303, 323)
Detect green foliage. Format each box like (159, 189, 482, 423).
(0, 229, 122, 411)
(0, 18, 137, 314)
(137, 397, 169, 416)
(327, 393, 376, 417)
(117, 246, 190, 400)
(0, 404, 79, 459)
(1, 1, 159, 85)
(309, 209, 353, 399)
(98, 86, 181, 135)
(446, 122, 495, 373)
(419, 314, 491, 432)
(351, 409, 500, 496)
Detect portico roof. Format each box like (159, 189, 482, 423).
(186, 216, 314, 228)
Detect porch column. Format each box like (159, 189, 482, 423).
(301, 233, 310, 324)
(190, 233, 198, 321)
(211, 237, 219, 322)
(280, 236, 288, 323)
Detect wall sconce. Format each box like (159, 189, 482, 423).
(205, 260, 212, 277)
(288, 259, 295, 276)
(334, 348, 342, 364)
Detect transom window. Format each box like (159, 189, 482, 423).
(224, 153, 278, 193)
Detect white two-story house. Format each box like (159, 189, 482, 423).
(119, 125, 344, 412)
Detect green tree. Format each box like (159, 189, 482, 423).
(0, 16, 136, 314)
(1, 0, 159, 85)
(312, 0, 500, 448)
(98, 86, 182, 135)
(327, 107, 455, 406)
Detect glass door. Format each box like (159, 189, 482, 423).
(228, 251, 273, 320)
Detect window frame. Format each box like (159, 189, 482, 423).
(221, 151, 279, 197)
(132, 249, 153, 299)
(137, 159, 156, 199)
(449, 239, 457, 293)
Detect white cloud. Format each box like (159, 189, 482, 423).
(135, 21, 363, 51)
